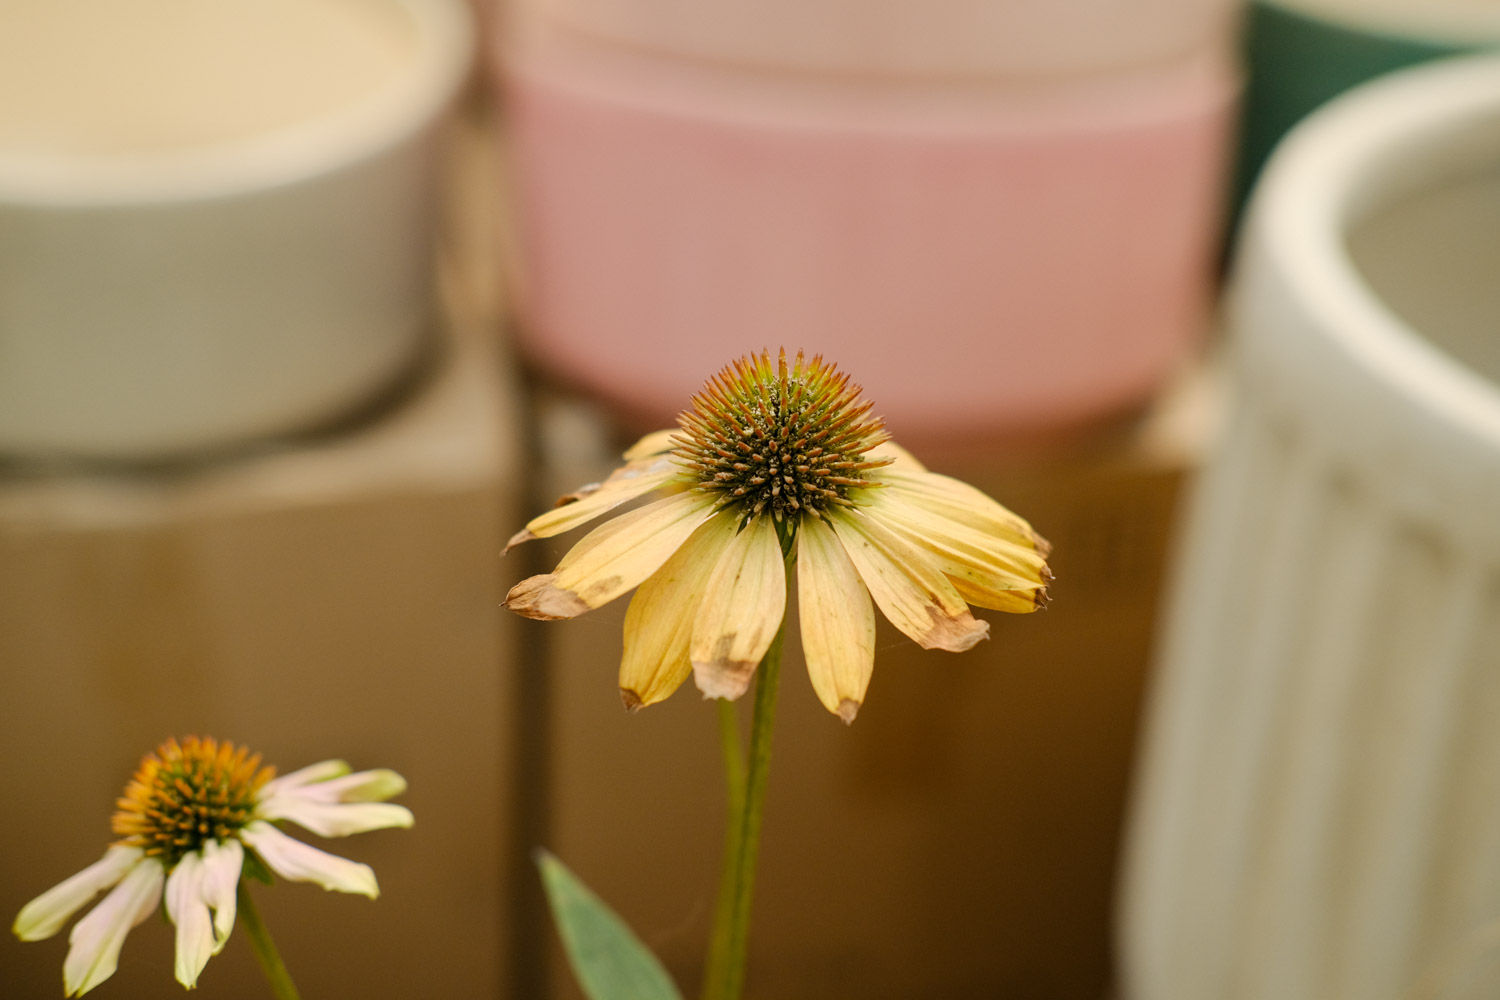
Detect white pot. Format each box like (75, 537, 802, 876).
(1121, 54, 1500, 1000)
(1271, 0, 1500, 44)
(0, 0, 472, 461)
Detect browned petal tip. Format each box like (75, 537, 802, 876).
(838, 699, 860, 725)
(1033, 586, 1052, 610)
(920, 612, 990, 652)
(554, 480, 604, 508)
(693, 658, 757, 701)
(504, 574, 590, 620)
(620, 689, 644, 712)
(1032, 532, 1054, 557)
(503, 528, 537, 555)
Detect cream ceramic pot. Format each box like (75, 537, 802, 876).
(526, 0, 1239, 80)
(1278, 0, 1500, 43)
(0, 0, 471, 461)
(1122, 54, 1500, 1000)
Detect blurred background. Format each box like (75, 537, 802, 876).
(2, 1, 1498, 998)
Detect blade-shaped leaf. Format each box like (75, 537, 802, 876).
(537, 850, 684, 1000)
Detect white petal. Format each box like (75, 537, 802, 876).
(13, 846, 143, 942)
(258, 799, 414, 838)
(276, 768, 406, 804)
(240, 822, 379, 898)
(797, 515, 876, 722)
(690, 515, 787, 701)
(827, 508, 989, 652)
(257, 759, 351, 799)
(165, 854, 214, 989)
(63, 856, 164, 997)
(256, 768, 411, 835)
(199, 839, 243, 953)
(618, 512, 738, 709)
(506, 492, 717, 619)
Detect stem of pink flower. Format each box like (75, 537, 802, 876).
(238, 882, 303, 1000)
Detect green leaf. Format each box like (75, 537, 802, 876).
(536, 850, 684, 1000)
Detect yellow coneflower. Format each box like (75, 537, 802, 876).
(506, 349, 1051, 723)
(14, 737, 412, 996)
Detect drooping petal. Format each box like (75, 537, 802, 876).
(622, 428, 680, 460)
(797, 515, 876, 723)
(827, 508, 989, 652)
(293, 769, 407, 803)
(62, 856, 164, 997)
(502, 574, 580, 620)
(876, 468, 1050, 555)
(13, 845, 143, 942)
(258, 799, 415, 838)
(239, 822, 379, 898)
(690, 514, 787, 701)
(198, 839, 242, 953)
(257, 767, 413, 835)
(864, 491, 1050, 612)
(504, 452, 682, 553)
(164, 853, 214, 989)
(619, 512, 739, 709)
(256, 759, 350, 798)
(945, 578, 1046, 614)
(506, 492, 717, 620)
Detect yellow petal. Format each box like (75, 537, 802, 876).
(949, 577, 1047, 614)
(505, 452, 682, 553)
(875, 468, 1050, 555)
(619, 513, 739, 709)
(864, 491, 1050, 613)
(827, 508, 989, 652)
(504, 492, 716, 619)
(622, 428, 681, 461)
(797, 515, 875, 723)
(867, 439, 926, 473)
(691, 515, 787, 701)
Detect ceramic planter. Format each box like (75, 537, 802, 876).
(501, 23, 1236, 438)
(521, 0, 1238, 81)
(0, 0, 472, 460)
(1122, 54, 1500, 1000)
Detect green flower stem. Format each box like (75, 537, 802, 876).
(704, 698, 746, 995)
(237, 883, 303, 1000)
(703, 555, 792, 1000)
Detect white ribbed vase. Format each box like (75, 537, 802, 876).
(1121, 55, 1500, 1000)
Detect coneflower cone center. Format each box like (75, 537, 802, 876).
(112, 736, 274, 868)
(674, 351, 890, 525)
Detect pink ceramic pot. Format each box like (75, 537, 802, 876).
(502, 27, 1236, 438)
(521, 0, 1239, 81)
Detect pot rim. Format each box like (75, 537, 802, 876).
(0, 0, 472, 206)
(1244, 52, 1500, 446)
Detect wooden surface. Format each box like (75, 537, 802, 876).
(0, 102, 521, 1000)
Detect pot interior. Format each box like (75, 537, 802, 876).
(1345, 148, 1500, 388)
